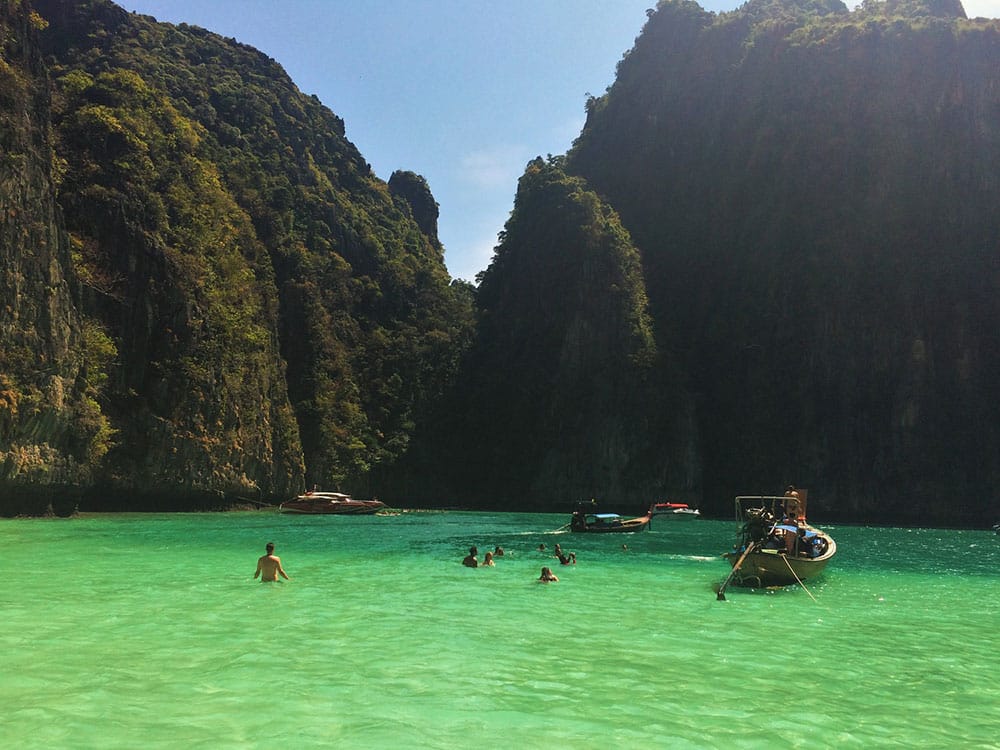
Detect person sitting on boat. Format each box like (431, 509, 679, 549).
(764, 526, 786, 550)
(462, 546, 479, 568)
(796, 529, 826, 558)
(795, 527, 812, 556)
(482, 551, 495, 567)
(538, 567, 558, 582)
(557, 551, 576, 565)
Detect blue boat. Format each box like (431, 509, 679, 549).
(570, 506, 651, 533)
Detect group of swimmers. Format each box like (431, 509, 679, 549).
(252, 538, 582, 584)
(461, 541, 578, 582)
(461, 545, 504, 568)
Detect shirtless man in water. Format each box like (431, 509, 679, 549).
(254, 542, 290, 582)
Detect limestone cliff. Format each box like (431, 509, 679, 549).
(0, 0, 472, 513)
(395, 158, 698, 510)
(0, 0, 97, 513)
(567, 0, 1000, 521)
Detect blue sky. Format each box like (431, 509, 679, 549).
(115, 0, 999, 282)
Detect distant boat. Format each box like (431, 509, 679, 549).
(279, 490, 386, 515)
(651, 501, 700, 519)
(570, 504, 652, 533)
(721, 491, 836, 589)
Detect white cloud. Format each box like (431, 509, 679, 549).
(963, 0, 1000, 17)
(459, 146, 531, 189)
(844, 0, 1000, 14)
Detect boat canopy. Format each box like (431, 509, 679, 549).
(734, 493, 809, 521)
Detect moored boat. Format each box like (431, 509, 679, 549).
(570, 504, 652, 533)
(279, 490, 386, 515)
(721, 491, 836, 588)
(651, 501, 700, 519)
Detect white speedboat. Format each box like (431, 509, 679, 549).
(651, 501, 701, 519)
(279, 490, 386, 515)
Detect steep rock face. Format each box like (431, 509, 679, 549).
(411, 159, 698, 510)
(0, 0, 99, 514)
(23, 0, 472, 505)
(388, 170, 442, 250)
(568, 0, 1000, 521)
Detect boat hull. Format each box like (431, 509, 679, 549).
(278, 492, 386, 515)
(651, 509, 700, 519)
(570, 514, 652, 533)
(724, 537, 837, 587)
(278, 502, 384, 515)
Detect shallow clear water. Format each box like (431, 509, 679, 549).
(2, 511, 998, 749)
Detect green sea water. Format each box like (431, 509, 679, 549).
(1, 510, 998, 749)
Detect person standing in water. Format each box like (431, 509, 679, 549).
(254, 542, 290, 582)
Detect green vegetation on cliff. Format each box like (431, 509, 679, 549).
(393, 158, 696, 509)
(566, 0, 1000, 520)
(0, 0, 111, 513)
(0, 0, 474, 511)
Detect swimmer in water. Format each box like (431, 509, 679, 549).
(254, 542, 290, 582)
(538, 567, 558, 583)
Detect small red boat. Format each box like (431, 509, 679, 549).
(278, 491, 386, 515)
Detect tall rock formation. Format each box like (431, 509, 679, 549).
(0, 0, 473, 512)
(403, 158, 697, 510)
(0, 0, 103, 513)
(567, 0, 1000, 521)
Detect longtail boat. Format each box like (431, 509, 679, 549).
(721, 491, 836, 588)
(570, 504, 652, 533)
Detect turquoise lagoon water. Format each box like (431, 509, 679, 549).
(1, 510, 998, 749)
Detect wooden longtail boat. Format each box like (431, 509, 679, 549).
(570, 505, 652, 533)
(722, 492, 836, 588)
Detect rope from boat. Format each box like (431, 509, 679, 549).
(781, 554, 818, 603)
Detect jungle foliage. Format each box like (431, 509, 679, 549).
(1, 0, 474, 507)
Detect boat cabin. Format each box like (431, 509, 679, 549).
(571, 511, 625, 531)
